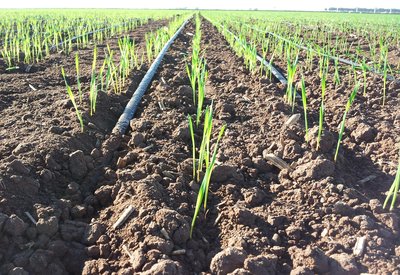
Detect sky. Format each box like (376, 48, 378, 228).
(1, 0, 400, 11)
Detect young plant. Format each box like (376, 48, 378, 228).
(361, 58, 368, 96)
(196, 60, 208, 126)
(334, 58, 340, 85)
(190, 119, 226, 238)
(382, 48, 388, 106)
(300, 76, 309, 142)
(75, 52, 82, 103)
(89, 46, 98, 115)
(334, 82, 360, 162)
(383, 148, 400, 210)
(188, 115, 196, 180)
(317, 72, 327, 150)
(61, 67, 83, 131)
(286, 46, 299, 110)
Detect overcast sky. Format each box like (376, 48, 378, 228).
(1, 0, 400, 10)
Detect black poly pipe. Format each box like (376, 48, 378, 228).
(240, 23, 398, 83)
(113, 17, 190, 135)
(205, 16, 288, 85)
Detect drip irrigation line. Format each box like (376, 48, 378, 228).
(236, 22, 398, 83)
(205, 16, 288, 85)
(113, 17, 191, 134)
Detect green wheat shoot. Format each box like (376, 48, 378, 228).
(300, 76, 309, 142)
(383, 147, 400, 210)
(61, 67, 83, 132)
(334, 82, 360, 162)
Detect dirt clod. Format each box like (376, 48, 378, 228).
(292, 157, 335, 182)
(3, 214, 27, 236)
(36, 216, 59, 236)
(351, 123, 376, 143)
(210, 247, 247, 275)
(69, 150, 88, 179)
(244, 254, 277, 275)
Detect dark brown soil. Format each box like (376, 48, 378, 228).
(0, 18, 169, 274)
(0, 16, 399, 275)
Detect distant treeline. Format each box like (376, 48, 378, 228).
(326, 7, 400, 14)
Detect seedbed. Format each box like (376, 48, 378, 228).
(0, 11, 399, 275)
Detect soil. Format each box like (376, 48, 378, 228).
(1, 16, 400, 275)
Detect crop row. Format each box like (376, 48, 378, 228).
(202, 13, 400, 210)
(0, 10, 189, 69)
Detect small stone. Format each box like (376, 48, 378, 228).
(271, 233, 281, 245)
(210, 247, 247, 275)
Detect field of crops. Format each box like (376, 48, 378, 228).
(0, 9, 399, 274)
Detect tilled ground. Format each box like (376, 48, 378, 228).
(83, 18, 400, 274)
(0, 16, 399, 275)
(0, 18, 169, 274)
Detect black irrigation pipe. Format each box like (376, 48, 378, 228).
(205, 16, 288, 85)
(113, 17, 191, 135)
(237, 22, 398, 83)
